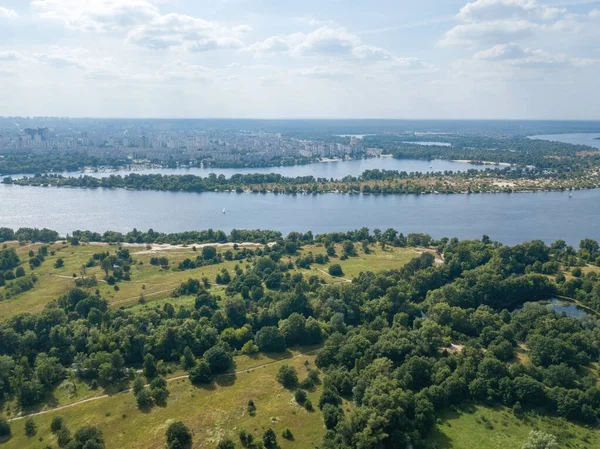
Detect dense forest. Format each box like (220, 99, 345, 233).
(1, 227, 600, 448)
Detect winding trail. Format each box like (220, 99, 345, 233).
(7, 349, 320, 423)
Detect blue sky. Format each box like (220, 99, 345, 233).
(0, 0, 599, 118)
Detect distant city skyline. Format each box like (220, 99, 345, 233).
(0, 0, 599, 119)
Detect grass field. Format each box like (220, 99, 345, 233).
(430, 404, 600, 449)
(1, 350, 324, 449)
(0, 241, 426, 320)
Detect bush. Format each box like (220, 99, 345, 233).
(294, 389, 307, 405)
(276, 365, 298, 389)
(135, 388, 154, 409)
(25, 418, 37, 437)
(189, 359, 213, 384)
(50, 416, 64, 433)
(216, 438, 236, 449)
(57, 427, 71, 447)
(282, 428, 293, 440)
(166, 421, 192, 449)
(328, 264, 344, 277)
(262, 428, 278, 449)
(0, 418, 11, 439)
(247, 400, 256, 416)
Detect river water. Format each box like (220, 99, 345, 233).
(0, 184, 597, 245)
(41, 158, 488, 180)
(528, 133, 600, 149)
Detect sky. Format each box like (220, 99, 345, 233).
(0, 0, 599, 119)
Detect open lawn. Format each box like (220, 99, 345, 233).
(0, 241, 425, 320)
(1, 350, 324, 449)
(430, 404, 600, 449)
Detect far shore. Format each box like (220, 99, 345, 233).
(452, 159, 513, 167)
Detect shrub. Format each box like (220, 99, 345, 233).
(0, 418, 10, 439)
(166, 421, 192, 449)
(276, 365, 298, 389)
(262, 428, 278, 449)
(25, 418, 37, 437)
(282, 428, 293, 440)
(50, 416, 64, 433)
(328, 264, 344, 277)
(294, 389, 307, 405)
(216, 438, 236, 449)
(189, 359, 212, 384)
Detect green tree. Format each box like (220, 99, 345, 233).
(181, 347, 196, 370)
(166, 421, 192, 449)
(50, 416, 64, 433)
(328, 264, 343, 277)
(262, 428, 278, 449)
(0, 418, 11, 439)
(189, 359, 212, 384)
(25, 418, 37, 437)
(216, 439, 236, 449)
(204, 344, 233, 374)
(143, 354, 157, 378)
(276, 365, 298, 389)
(256, 326, 286, 352)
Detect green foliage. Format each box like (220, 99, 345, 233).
(328, 264, 343, 277)
(166, 421, 192, 449)
(24, 418, 37, 437)
(216, 438, 236, 449)
(282, 428, 293, 441)
(262, 428, 278, 449)
(521, 431, 559, 449)
(50, 416, 64, 433)
(189, 359, 212, 384)
(276, 365, 298, 389)
(0, 418, 11, 438)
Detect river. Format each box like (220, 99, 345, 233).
(33, 158, 488, 180)
(528, 133, 600, 149)
(1, 184, 598, 245)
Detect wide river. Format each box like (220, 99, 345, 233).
(1, 184, 597, 246)
(529, 133, 600, 149)
(45, 157, 488, 180)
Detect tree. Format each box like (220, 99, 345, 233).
(282, 428, 293, 440)
(328, 264, 343, 277)
(50, 416, 64, 433)
(25, 418, 37, 437)
(15, 266, 25, 277)
(294, 389, 307, 405)
(202, 246, 217, 260)
(256, 326, 286, 353)
(204, 345, 233, 374)
(216, 439, 236, 449)
(322, 404, 343, 430)
(0, 418, 10, 439)
(71, 426, 105, 449)
(181, 347, 196, 370)
(262, 428, 278, 449)
(521, 431, 559, 449)
(276, 365, 298, 389)
(57, 427, 71, 447)
(143, 354, 157, 378)
(189, 359, 212, 384)
(166, 421, 192, 449)
(136, 388, 154, 409)
(55, 258, 64, 268)
(133, 376, 145, 395)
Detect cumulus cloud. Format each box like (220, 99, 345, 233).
(0, 51, 21, 61)
(126, 13, 249, 51)
(439, 0, 581, 47)
(31, 0, 159, 32)
(247, 26, 394, 62)
(474, 42, 598, 67)
(33, 46, 88, 68)
(296, 66, 352, 80)
(0, 6, 18, 19)
(457, 0, 565, 22)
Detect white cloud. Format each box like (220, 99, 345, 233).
(589, 9, 600, 19)
(0, 6, 18, 19)
(474, 42, 526, 60)
(126, 13, 249, 51)
(474, 42, 599, 67)
(0, 69, 16, 76)
(458, 0, 565, 22)
(0, 51, 21, 61)
(31, 0, 160, 32)
(296, 66, 352, 80)
(248, 27, 394, 62)
(33, 46, 88, 68)
(440, 19, 538, 46)
(156, 60, 213, 81)
(244, 36, 292, 55)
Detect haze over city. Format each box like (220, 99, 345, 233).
(1, 0, 599, 119)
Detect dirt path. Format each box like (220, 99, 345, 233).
(7, 349, 319, 422)
(49, 274, 107, 283)
(316, 268, 352, 283)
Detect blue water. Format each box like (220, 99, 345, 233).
(0, 184, 598, 245)
(51, 158, 486, 180)
(528, 133, 600, 149)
